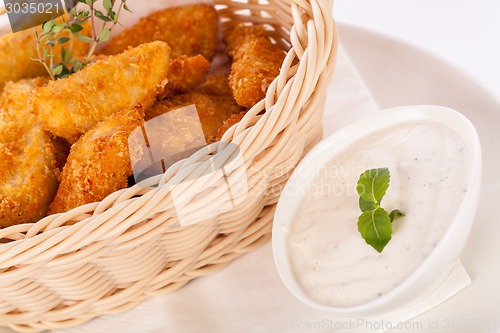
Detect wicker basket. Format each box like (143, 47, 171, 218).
(0, 0, 338, 331)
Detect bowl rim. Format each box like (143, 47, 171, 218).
(272, 104, 482, 315)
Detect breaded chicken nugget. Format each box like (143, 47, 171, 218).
(214, 111, 247, 142)
(100, 4, 218, 60)
(47, 105, 145, 215)
(31, 41, 170, 144)
(0, 78, 59, 228)
(159, 54, 210, 100)
(0, 21, 91, 92)
(146, 77, 246, 142)
(224, 24, 286, 109)
(81, 53, 208, 100)
(194, 74, 233, 96)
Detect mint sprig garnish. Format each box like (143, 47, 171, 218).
(356, 168, 404, 253)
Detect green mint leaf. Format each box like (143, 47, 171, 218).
(356, 168, 390, 204)
(389, 209, 405, 223)
(355, 167, 404, 253)
(123, 3, 131, 12)
(357, 208, 392, 253)
(359, 197, 376, 212)
(98, 28, 111, 43)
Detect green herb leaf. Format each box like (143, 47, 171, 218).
(76, 34, 93, 43)
(98, 28, 110, 43)
(123, 3, 131, 12)
(357, 208, 393, 253)
(71, 59, 84, 72)
(61, 47, 71, 62)
(33, 0, 127, 80)
(68, 24, 84, 33)
(42, 20, 55, 33)
(109, 10, 117, 22)
(389, 209, 405, 223)
(52, 64, 64, 76)
(45, 39, 55, 47)
(355, 168, 404, 252)
(57, 37, 71, 44)
(52, 24, 63, 33)
(95, 10, 113, 22)
(356, 168, 390, 204)
(103, 0, 113, 12)
(359, 197, 376, 212)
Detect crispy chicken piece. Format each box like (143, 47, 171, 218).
(31, 41, 171, 144)
(194, 74, 233, 96)
(224, 24, 286, 109)
(158, 54, 210, 100)
(214, 111, 247, 142)
(0, 21, 91, 92)
(47, 105, 145, 215)
(82, 54, 209, 101)
(146, 76, 246, 142)
(100, 4, 218, 60)
(0, 78, 60, 228)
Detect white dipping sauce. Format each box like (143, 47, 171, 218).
(286, 121, 470, 307)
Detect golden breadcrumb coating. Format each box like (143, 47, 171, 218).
(224, 24, 267, 58)
(194, 74, 233, 97)
(0, 21, 91, 92)
(100, 4, 218, 60)
(159, 54, 210, 100)
(47, 105, 145, 215)
(214, 111, 247, 142)
(146, 75, 246, 142)
(31, 41, 171, 144)
(224, 24, 286, 109)
(0, 78, 59, 228)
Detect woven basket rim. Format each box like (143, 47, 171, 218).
(0, 0, 338, 330)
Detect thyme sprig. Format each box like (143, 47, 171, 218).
(33, 0, 130, 80)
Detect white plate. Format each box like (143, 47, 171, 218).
(2, 23, 500, 333)
(334, 23, 500, 332)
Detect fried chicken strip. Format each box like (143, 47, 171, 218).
(100, 4, 218, 60)
(224, 24, 286, 109)
(81, 53, 209, 101)
(31, 41, 171, 144)
(48, 105, 145, 215)
(0, 21, 91, 92)
(0, 78, 60, 228)
(158, 54, 210, 100)
(146, 75, 246, 142)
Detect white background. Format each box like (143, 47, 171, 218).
(333, 0, 500, 100)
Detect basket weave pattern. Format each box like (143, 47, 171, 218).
(0, 0, 338, 331)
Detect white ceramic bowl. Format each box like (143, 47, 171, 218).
(272, 105, 482, 316)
